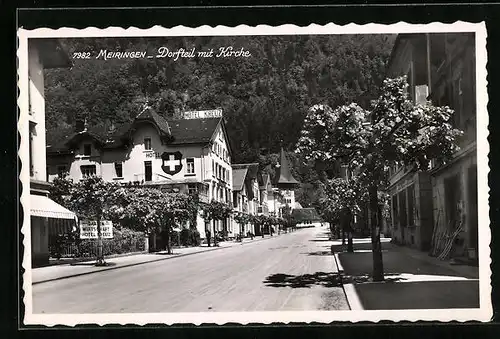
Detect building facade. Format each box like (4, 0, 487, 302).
(25, 39, 77, 267)
(47, 108, 234, 242)
(386, 33, 477, 259)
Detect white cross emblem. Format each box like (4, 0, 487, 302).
(164, 154, 181, 172)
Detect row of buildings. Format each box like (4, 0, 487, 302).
(45, 108, 304, 243)
(25, 38, 324, 267)
(385, 32, 478, 261)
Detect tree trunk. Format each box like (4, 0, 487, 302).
(95, 216, 106, 266)
(369, 184, 384, 282)
(347, 229, 354, 252)
(165, 226, 172, 254)
(213, 220, 218, 246)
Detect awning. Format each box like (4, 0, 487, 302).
(30, 194, 77, 220)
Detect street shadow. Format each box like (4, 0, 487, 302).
(263, 272, 342, 288)
(70, 262, 118, 267)
(305, 250, 333, 256)
(309, 239, 333, 242)
(331, 241, 392, 254)
(341, 274, 405, 284)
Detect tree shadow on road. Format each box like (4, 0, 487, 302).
(341, 274, 406, 284)
(263, 272, 342, 288)
(70, 262, 117, 267)
(305, 250, 333, 256)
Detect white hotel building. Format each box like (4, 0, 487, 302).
(47, 108, 235, 244)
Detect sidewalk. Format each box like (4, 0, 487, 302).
(333, 239, 480, 310)
(32, 232, 285, 285)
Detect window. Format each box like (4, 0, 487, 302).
(188, 183, 197, 195)
(233, 192, 238, 207)
(407, 184, 415, 227)
(83, 144, 91, 156)
(186, 158, 195, 175)
(114, 162, 123, 178)
(398, 190, 407, 228)
(212, 159, 215, 176)
(81, 165, 96, 178)
(444, 174, 461, 230)
(144, 161, 152, 181)
(391, 195, 398, 229)
(144, 137, 152, 150)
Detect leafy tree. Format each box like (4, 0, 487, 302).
(107, 187, 162, 251)
(201, 200, 233, 246)
(158, 191, 195, 254)
(297, 76, 463, 281)
(49, 175, 75, 207)
(233, 212, 252, 240)
(320, 177, 368, 251)
(69, 176, 121, 265)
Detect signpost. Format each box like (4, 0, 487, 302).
(80, 220, 114, 239)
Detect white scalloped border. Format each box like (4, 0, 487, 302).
(17, 21, 491, 326)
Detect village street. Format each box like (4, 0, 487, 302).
(32, 226, 350, 313)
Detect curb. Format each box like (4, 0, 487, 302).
(33, 233, 288, 285)
(332, 250, 364, 311)
(32, 245, 228, 285)
(342, 283, 364, 310)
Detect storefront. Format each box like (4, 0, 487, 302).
(30, 193, 77, 267)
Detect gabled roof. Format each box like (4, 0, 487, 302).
(47, 113, 223, 154)
(168, 118, 221, 145)
(232, 167, 248, 192)
(232, 163, 259, 199)
(58, 129, 107, 151)
(129, 106, 172, 138)
(291, 208, 322, 222)
(232, 163, 259, 179)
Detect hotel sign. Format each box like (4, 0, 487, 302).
(145, 151, 161, 159)
(80, 220, 113, 239)
(183, 109, 222, 119)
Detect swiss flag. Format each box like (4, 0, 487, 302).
(161, 151, 183, 175)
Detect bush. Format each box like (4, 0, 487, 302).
(102, 227, 146, 255)
(50, 227, 146, 258)
(179, 228, 201, 247)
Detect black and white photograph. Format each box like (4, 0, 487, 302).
(17, 22, 490, 325)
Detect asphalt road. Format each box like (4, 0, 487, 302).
(33, 226, 349, 313)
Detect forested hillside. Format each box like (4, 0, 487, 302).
(44, 34, 395, 208)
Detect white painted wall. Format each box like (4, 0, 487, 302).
(28, 45, 47, 182)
